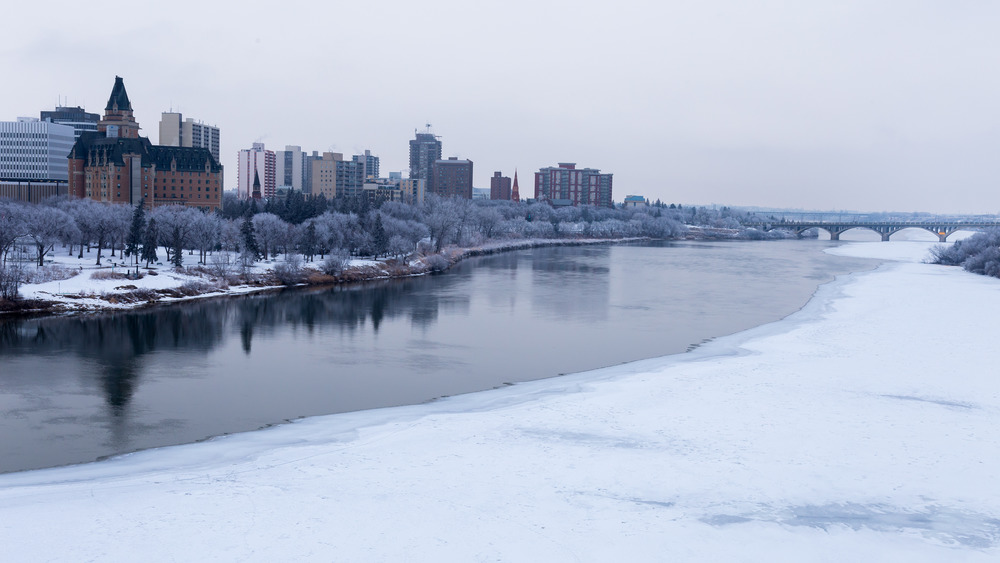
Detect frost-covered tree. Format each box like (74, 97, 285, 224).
(422, 195, 462, 252)
(106, 204, 131, 259)
(219, 219, 242, 253)
(252, 212, 286, 260)
(124, 203, 146, 260)
(150, 205, 199, 265)
(189, 212, 221, 264)
(371, 213, 388, 258)
(170, 226, 184, 268)
(24, 205, 71, 266)
(141, 218, 159, 267)
(0, 202, 27, 265)
(240, 214, 261, 262)
(299, 221, 318, 262)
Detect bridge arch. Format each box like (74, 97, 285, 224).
(747, 220, 1000, 242)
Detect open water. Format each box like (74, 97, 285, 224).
(0, 240, 879, 473)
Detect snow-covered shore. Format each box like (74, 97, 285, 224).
(7, 237, 644, 315)
(1, 241, 998, 561)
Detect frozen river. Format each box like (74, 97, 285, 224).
(0, 239, 878, 473)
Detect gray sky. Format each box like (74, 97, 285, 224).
(3, 0, 998, 214)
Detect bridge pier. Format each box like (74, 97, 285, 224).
(881, 232, 891, 242)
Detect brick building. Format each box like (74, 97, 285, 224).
(490, 171, 511, 200)
(534, 162, 613, 208)
(67, 77, 223, 211)
(431, 157, 473, 199)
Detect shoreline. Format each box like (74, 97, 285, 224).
(2, 236, 656, 319)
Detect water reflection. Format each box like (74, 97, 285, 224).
(528, 246, 611, 320)
(0, 275, 473, 407)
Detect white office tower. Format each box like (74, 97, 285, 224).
(0, 118, 76, 181)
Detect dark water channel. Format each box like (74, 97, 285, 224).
(0, 240, 878, 473)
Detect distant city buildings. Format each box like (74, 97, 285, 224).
(158, 112, 221, 161)
(275, 145, 306, 193)
(336, 157, 365, 199)
(490, 171, 511, 200)
(409, 129, 441, 190)
(40, 106, 99, 142)
(0, 117, 75, 202)
(534, 162, 613, 208)
(309, 152, 340, 199)
(237, 142, 276, 200)
(354, 149, 379, 181)
(0, 118, 75, 181)
(398, 177, 425, 205)
(623, 195, 648, 208)
(66, 76, 223, 210)
(302, 150, 380, 200)
(431, 157, 473, 199)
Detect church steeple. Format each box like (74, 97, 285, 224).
(98, 76, 140, 139)
(511, 169, 520, 202)
(252, 169, 262, 200)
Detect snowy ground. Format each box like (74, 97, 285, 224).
(2, 241, 999, 561)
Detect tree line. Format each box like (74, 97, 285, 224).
(0, 192, 766, 298)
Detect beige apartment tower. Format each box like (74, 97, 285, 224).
(310, 152, 344, 199)
(159, 112, 221, 161)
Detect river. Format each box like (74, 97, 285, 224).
(0, 240, 879, 473)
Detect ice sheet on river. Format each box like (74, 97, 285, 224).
(1, 241, 998, 562)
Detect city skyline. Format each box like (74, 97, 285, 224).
(2, 1, 999, 214)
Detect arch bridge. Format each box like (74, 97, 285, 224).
(745, 220, 1000, 242)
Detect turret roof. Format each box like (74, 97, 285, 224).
(105, 76, 132, 111)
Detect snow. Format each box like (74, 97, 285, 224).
(2, 240, 999, 561)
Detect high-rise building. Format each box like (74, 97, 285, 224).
(66, 76, 223, 210)
(431, 157, 473, 199)
(409, 129, 441, 189)
(490, 171, 511, 200)
(534, 162, 613, 208)
(237, 142, 276, 199)
(0, 118, 75, 202)
(336, 158, 366, 199)
(303, 151, 324, 195)
(159, 112, 221, 161)
(309, 152, 342, 199)
(398, 177, 425, 205)
(40, 106, 100, 142)
(275, 145, 307, 192)
(353, 149, 379, 181)
(1, 118, 75, 181)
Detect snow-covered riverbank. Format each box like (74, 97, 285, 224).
(1, 240, 998, 561)
(7, 237, 642, 315)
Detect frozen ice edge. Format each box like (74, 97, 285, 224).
(2, 240, 999, 562)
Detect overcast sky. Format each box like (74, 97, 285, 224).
(3, 0, 998, 214)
